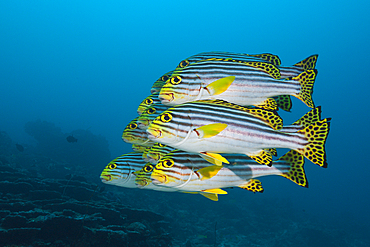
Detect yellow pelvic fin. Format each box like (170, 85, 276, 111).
(249, 150, 273, 166)
(291, 106, 321, 128)
(246, 108, 283, 130)
(239, 179, 264, 193)
(247, 53, 281, 66)
(297, 118, 331, 168)
(292, 69, 317, 108)
(199, 193, 219, 201)
(294, 54, 318, 71)
(200, 152, 230, 166)
(274, 95, 292, 112)
(197, 165, 223, 180)
(195, 123, 228, 139)
(278, 150, 308, 188)
(255, 98, 278, 111)
(205, 76, 235, 96)
(202, 188, 228, 194)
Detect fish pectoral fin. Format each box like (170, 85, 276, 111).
(204, 76, 235, 96)
(249, 150, 273, 166)
(255, 98, 278, 111)
(200, 152, 230, 166)
(239, 179, 264, 193)
(194, 123, 228, 139)
(197, 165, 223, 180)
(199, 192, 219, 201)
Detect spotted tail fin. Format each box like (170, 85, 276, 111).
(278, 150, 308, 188)
(294, 54, 318, 70)
(297, 118, 331, 168)
(292, 69, 317, 108)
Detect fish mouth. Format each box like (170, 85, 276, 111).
(146, 128, 162, 139)
(100, 173, 112, 182)
(151, 171, 167, 184)
(135, 179, 149, 188)
(137, 120, 149, 130)
(159, 93, 174, 104)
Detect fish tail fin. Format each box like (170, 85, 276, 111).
(291, 69, 317, 108)
(278, 150, 308, 188)
(274, 95, 292, 112)
(292, 106, 322, 127)
(297, 118, 331, 168)
(294, 54, 318, 70)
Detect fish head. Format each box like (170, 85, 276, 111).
(131, 144, 147, 152)
(141, 146, 152, 162)
(159, 69, 202, 105)
(100, 157, 134, 187)
(146, 143, 174, 164)
(137, 103, 169, 130)
(122, 117, 155, 146)
(151, 154, 192, 187)
(150, 71, 173, 94)
(134, 163, 155, 188)
(146, 107, 191, 146)
(137, 93, 161, 115)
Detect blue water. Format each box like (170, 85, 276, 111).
(1, 1, 369, 246)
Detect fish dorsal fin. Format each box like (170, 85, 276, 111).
(291, 106, 321, 128)
(194, 123, 228, 139)
(246, 53, 281, 66)
(197, 165, 223, 180)
(204, 76, 235, 96)
(239, 179, 264, 193)
(294, 54, 318, 70)
(199, 192, 219, 201)
(195, 100, 283, 130)
(205, 57, 281, 79)
(199, 152, 229, 166)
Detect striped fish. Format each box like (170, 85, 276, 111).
(151, 70, 174, 94)
(122, 117, 155, 147)
(146, 100, 330, 167)
(146, 143, 177, 164)
(137, 92, 162, 115)
(159, 58, 318, 109)
(132, 144, 149, 152)
(100, 152, 146, 188)
(176, 51, 317, 79)
(149, 150, 307, 201)
(137, 102, 171, 130)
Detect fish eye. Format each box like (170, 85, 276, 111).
(160, 113, 172, 122)
(145, 98, 154, 105)
(161, 75, 169, 82)
(163, 159, 174, 168)
(179, 59, 190, 68)
(129, 123, 138, 130)
(147, 108, 156, 114)
(170, 76, 182, 85)
(158, 143, 166, 147)
(143, 164, 153, 173)
(108, 163, 117, 169)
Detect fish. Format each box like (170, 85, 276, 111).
(145, 143, 177, 164)
(137, 92, 162, 115)
(137, 102, 171, 130)
(146, 100, 330, 167)
(122, 117, 156, 147)
(66, 135, 77, 143)
(100, 152, 147, 188)
(151, 71, 174, 94)
(132, 144, 148, 152)
(15, 143, 24, 152)
(150, 150, 307, 200)
(159, 58, 317, 110)
(176, 51, 318, 79)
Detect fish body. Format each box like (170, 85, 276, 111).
(150, 150, 307, 192)
(122, 117, 155, 147)
(159, 59, 317, 109)
(147, 101, 330, 167)
(177, 52, 317, 79)
(145, 143, 177, 164)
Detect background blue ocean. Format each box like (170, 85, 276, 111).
(1, 0, 369, 246)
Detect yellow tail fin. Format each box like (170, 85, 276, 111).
(278, 150, 308, 188)
(293, 69, 317, 108)
(294, 54, 318, 70)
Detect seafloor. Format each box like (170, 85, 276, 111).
(0, 129, 368, 247)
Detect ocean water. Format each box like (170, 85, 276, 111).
(0, 1, 369, 246)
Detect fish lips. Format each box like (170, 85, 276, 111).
(159, 93, 174, 104)
(146, 128, 162, 140)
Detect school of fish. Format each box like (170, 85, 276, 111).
(101, 51, 331, 201)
